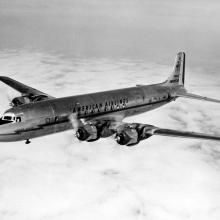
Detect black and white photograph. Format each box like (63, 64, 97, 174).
(0, 0, 220, 219)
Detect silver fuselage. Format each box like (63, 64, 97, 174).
(0, 83, 173, 142)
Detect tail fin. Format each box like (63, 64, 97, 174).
(165, 52, 220, 104)
(164, 52, 185, 87)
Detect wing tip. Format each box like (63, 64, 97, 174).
(0, 76, 11, 81)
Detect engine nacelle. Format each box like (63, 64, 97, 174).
(11, 95, 48, 107)
(115, 127, 139, 146)
(75, 122, 114, 142)
(76, 124, 99, 141)
(115, 123, 152, 146)
(11, 96, 30, 107)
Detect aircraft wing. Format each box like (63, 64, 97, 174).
(144, 125, 220, 141)
(176, 91, 220, 103)
(84, 113, 124, 124)
(0, 76, 54, 99)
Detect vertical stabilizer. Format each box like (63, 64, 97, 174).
(164, 52, 185, 87)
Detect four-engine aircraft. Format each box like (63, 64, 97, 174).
(0, 52, 220, 146)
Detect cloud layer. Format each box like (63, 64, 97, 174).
(0, 50, 220, 220)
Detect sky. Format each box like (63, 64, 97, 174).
(0, 1, 220, 220)
(1, 0, 220, 67)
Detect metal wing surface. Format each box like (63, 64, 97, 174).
(0, 76, 54, 99)
(144, 125, 220, 141)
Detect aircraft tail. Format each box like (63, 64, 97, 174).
(175, 91, 220, 103)
(164, 52, 220, 104)
(164, 52, 185, 87)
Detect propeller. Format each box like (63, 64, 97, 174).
(69, 113, 80, 131)
(6, 93, 15, 107)
(5, 88, 19, 107)
(68, 113, 81, 141)
(68, 113, 95, 142)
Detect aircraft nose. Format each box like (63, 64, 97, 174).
(0, 124, 19, 142)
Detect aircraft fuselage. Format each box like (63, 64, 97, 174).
(1, 52, 220, 145)
(0, 84, 172, 142)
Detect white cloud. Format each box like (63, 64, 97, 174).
(0, 50, 219, 220)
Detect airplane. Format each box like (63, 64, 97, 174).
(0, 52, 220, 146)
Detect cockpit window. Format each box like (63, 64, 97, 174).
(3, 116, 13, 121)
(0, 113, 21, 125)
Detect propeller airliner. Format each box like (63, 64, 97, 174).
(0, 52, 220, 146)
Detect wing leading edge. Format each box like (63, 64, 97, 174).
(144, 125, 220, 141)
(0, 76, 54, 99)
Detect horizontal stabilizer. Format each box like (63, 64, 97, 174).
(176, 91, 220, 103)
(144, 125, 220, 141)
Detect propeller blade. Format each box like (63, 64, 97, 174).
(6, 93, 13, 106)
(69, 113, 79, 130)
(69, 113, 84, 132)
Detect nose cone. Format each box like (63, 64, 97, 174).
(115, 133, 126, 145)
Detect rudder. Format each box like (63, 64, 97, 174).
(164, 52, 185, 87)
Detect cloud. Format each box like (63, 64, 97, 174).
(0, 49, 220, 220)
